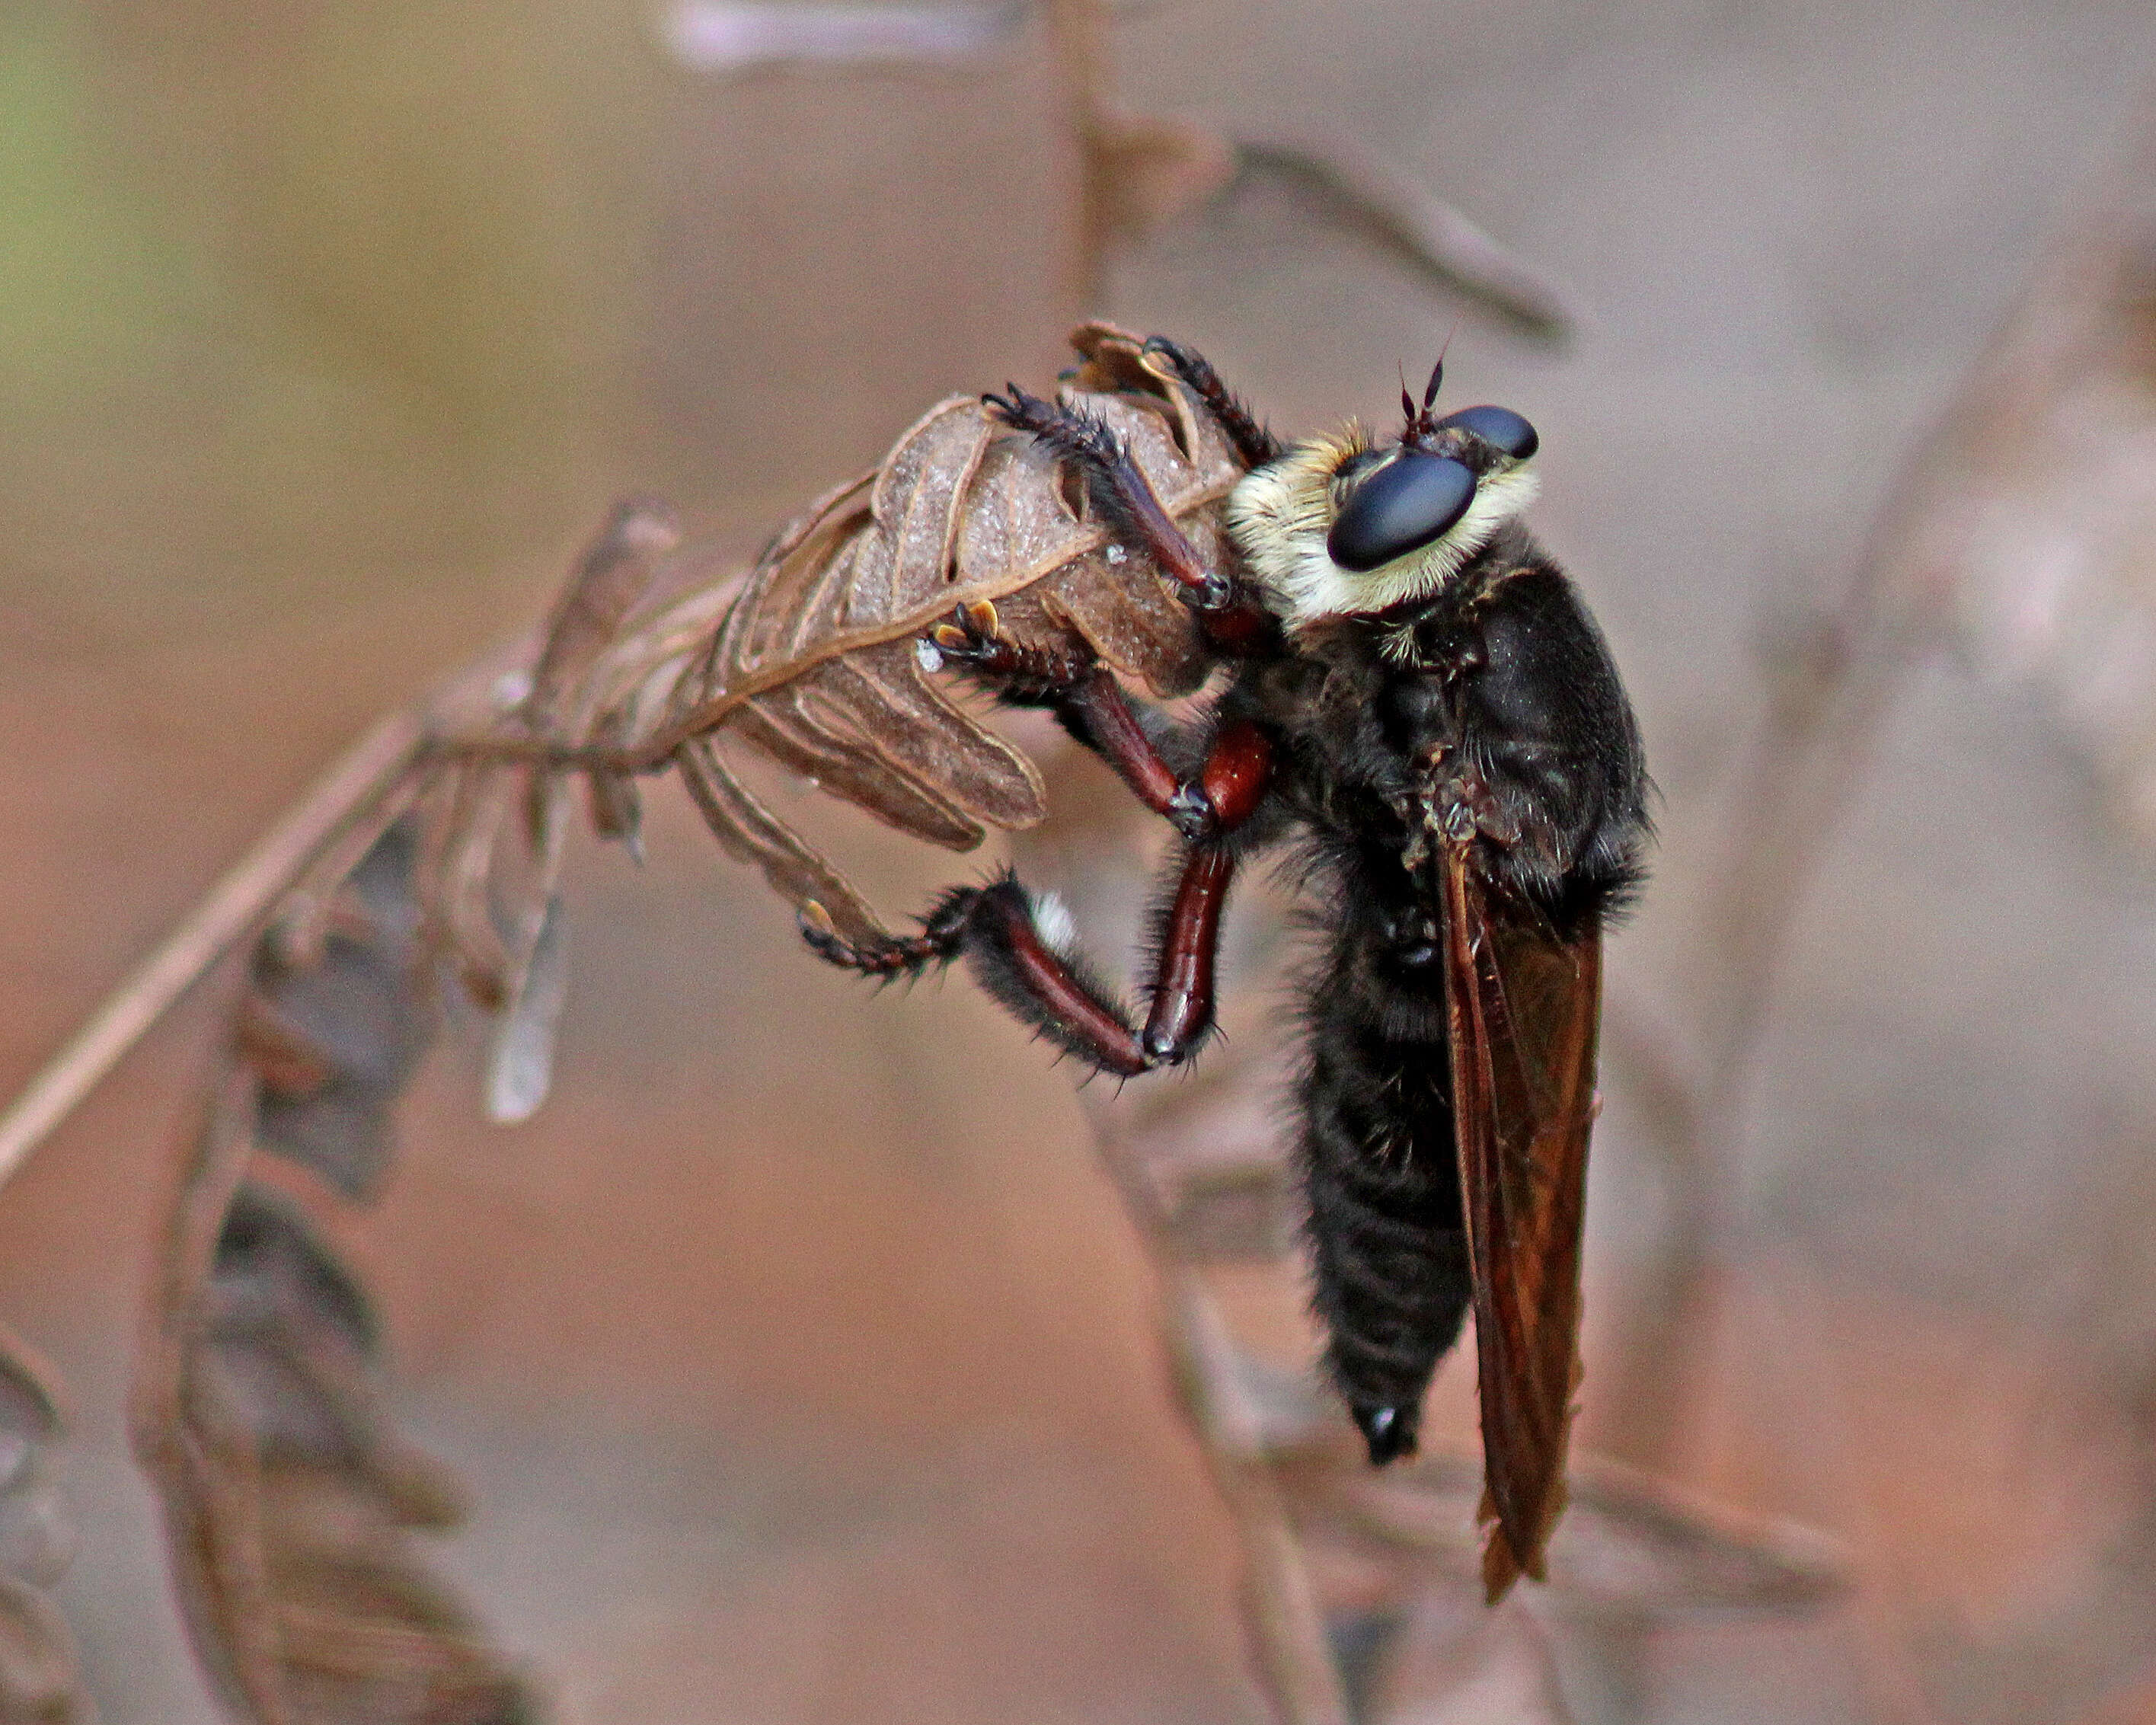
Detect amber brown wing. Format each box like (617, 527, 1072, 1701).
(1437, 833, 1603, 1602)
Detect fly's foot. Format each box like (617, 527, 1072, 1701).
(1179, 566, 1236, 614)
(982, 383, 1122, 472)
(800, 889, 978, 981)
(1140, 335, 1282, 469)
(987, 379, 1255, 629)
(923, 600, 1093, 701)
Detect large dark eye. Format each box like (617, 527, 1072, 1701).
(1327, 452, 1476, 573)
(1434, 404, 1538, 459)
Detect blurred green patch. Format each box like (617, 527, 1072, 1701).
(0, 14, 200, 404)
(0, 3, 651, 636)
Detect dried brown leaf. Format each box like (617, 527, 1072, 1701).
(382, 325, 1241, 1025)
(522, 499, 681, 731)
(136, 824, 530, 1725)
(245, 829, 435, 1203)
(397, 323, 1249, 955)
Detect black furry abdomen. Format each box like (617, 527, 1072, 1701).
(1296, 890, 1471, 1464)
(1230, 530, 1650, 1465)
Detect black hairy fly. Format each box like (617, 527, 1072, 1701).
(803, 337, 1651, 1597)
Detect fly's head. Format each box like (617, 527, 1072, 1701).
(1225, 358, 1540, 631)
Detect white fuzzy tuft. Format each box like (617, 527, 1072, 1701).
(1030, 890, 1079, 957)
(1228, 427, 1540, 630)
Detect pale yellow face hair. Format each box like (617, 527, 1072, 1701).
(1225, 425, 1541, 630)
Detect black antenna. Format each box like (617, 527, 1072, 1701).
(1403, 323, 1460, 442)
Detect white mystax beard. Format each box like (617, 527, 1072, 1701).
(1227, 428, 1541, 630)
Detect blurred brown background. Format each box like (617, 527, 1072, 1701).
(7, 1, 2156, 1720)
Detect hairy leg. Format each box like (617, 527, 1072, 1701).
(1140, 335, 1283, 470)
(803, 710, 1273, 1075)
(800, 871, 1153, 1076)
(982, 386, 1273, 650)
(929, 599, 1271, 839)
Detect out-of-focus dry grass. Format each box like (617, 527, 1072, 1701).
(9, 2, 2156, 1721)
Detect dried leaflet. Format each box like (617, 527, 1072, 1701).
(134, 823, 533, 1725)
(451, 501, 681, 1122)
(449, 322, 1240, 958)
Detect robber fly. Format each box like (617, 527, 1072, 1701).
(803, 338, 1650, 1596)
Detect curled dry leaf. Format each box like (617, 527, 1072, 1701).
(443, 321, 1242, 955)
(135, 823, 533, 1725)
(353, 323, 1243, 1116)
(246, 827, 436, 1202)
(435, 500, 680, 1123)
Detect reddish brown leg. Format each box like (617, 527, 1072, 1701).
(969, 720, 1273, 1072)
(940, 830, 1246, 1075)
(963, 880, 1151, 1075)
(1142, 843, 1236, 1062)
(1140, 336, 1282, 469)
(933, 602, 1274, 840)
(818, 651, 1278, 1078)
(1064, 669, 1183, 816)
(1064, 686, 1273, 848)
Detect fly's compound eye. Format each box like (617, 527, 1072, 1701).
(1327, 452, 1477, 573)
(1433, 404, 1538, 460)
